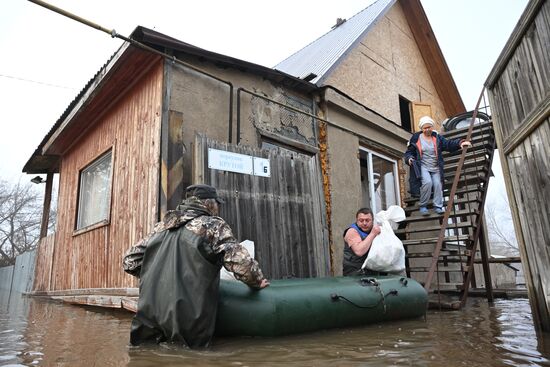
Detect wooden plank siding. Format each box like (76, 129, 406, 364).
(486, 0, 550, 331)
(48, 59, 164, 291)
(488, 0, 550, 141)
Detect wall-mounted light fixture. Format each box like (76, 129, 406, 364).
(31, 176, 46, 184)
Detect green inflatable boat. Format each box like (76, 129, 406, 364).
(216, 275, 428, 337)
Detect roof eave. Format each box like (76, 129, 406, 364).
(399, 0, 465, 115)
(43, 41, 132, 155)
(132, 26, 318, 93)
(23, 26, 319, 174)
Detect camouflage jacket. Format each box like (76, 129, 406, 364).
(122, 197, 265, 288)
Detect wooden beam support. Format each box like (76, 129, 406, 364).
(39, 172, 53, 239)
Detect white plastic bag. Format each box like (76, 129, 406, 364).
(362, 205, 406, 273)
(220, 240, 255, 281)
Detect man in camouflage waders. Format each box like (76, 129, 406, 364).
(123, 184, 269, 348)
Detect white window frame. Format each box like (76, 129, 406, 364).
(359, 147, 401, 214)
(75, 149, 114, 233)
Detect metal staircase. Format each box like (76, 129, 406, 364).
(398, 113, 496, 310)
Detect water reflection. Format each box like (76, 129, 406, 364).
(1, 290, 549, 367)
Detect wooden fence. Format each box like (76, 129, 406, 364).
(33, 233, 55, 292)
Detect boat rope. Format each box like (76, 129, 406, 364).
(330, 289, 398, 312)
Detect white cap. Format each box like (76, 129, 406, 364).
(419, 116, 435, 129)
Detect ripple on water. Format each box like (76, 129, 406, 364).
(1, 291, 550, 366)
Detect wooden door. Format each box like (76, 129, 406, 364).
(193, 134, 330, 279)
(411, 102, 433, 132)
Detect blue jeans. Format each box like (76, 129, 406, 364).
(420, 165, 443, 208)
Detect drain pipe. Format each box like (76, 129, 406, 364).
(28, 0, 235, 143)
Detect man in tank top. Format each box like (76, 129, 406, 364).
(342, 207, 381, 276)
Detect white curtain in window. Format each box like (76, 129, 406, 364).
(360, 149, 399, 214)
(77, 151, 112, 229)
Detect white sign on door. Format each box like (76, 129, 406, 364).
(208, 148, 271, 177)
(253, 157, 270, 177)
(208, 148, 253, 175)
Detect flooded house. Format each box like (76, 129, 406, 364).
(23, 0, 498, 310)
(485, 0, 550, 331)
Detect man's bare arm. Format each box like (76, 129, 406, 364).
(344, 226, 381, 257)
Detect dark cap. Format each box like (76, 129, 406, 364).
(185, 184, 224, 204)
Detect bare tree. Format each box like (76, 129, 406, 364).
(484, 191, 519, 255)
(0, 179, 45, 266)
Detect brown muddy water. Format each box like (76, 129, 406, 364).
(1, 289, 549, 367)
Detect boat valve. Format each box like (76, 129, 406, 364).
(387, 289, 398, 296)
(399, 278, 408, 287)
(330, 293, 340, 302)
(359, 278, 379, 287)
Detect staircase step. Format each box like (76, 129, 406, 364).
(406, 249, 472, 258)
(404, 185, 484, 205)
(409, 266, 468, 273)
(446, 150, 491, 164)
(444, 168, 489, 182)
(442, 144, 494, 162)
(443, 134, 494, 150)
(404, 197, 481, 213)
(444, 183, 484, 194)
(420, 282, 464, 291)
(441, 257, 475, 263)
(402, 235, 472, 246)
(442, 134, 495, 150)
(446, 159, 490, 172)
(402, 208, 479, 224)
(444, 175, 487, 190)
(395, 221, 474, 235)
(441, 121, 493, 139)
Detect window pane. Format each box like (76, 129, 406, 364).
(371, 155, 397, 213)
(77, 151, 112, 229)
(359, 150, 372, 209)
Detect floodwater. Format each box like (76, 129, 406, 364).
(1, 289, 549, 367)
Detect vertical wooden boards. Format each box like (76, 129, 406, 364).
(487, 0, 550, 331)
(194, 135, 330, 279)
(46, 60, 163, 291)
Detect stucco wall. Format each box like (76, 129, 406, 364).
(326, 125, 361, 272)
(324, 2, 447, 128)
(168, 56, 316, 190)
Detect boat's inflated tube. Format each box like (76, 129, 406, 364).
(216, 275, 427, 337)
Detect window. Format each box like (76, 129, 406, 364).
(359, 148, 400, 214)
(76, 150, 113, 230)
(399, 95, 412, 132)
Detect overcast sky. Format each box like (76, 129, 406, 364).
(1, 0, 527, 188)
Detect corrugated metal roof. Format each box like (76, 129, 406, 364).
(274, 0, 395, 85)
